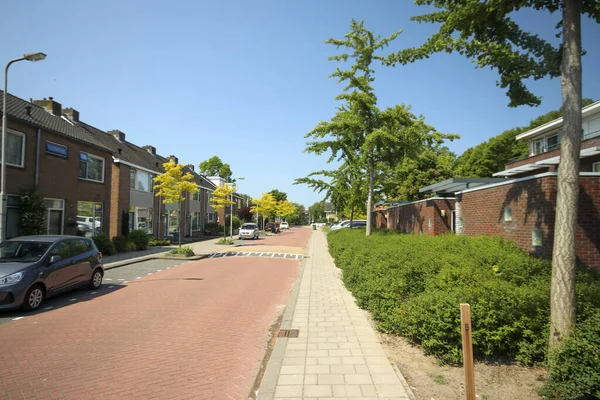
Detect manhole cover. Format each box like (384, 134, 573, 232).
(278, 329, 300, 338)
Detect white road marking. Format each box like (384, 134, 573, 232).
(157, 270, 162, 272)
(123, 281, 129, 284)
(104, 278, 113, 281)
(136, 277, 142, 279)
(117, 279, 125, 281)
(147, 273, 152, 275)
(13, 317, 24, 321)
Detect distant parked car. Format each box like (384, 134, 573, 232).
(330, 220, 351, 231)
(280, 221, 289, 230)
(265, 222, 281, 233)
(239, 223, 259, 240)
(0, 236, 104, 311)
(330, 220, 367, 231)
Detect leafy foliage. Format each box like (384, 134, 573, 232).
(237, 206, 253, 222)
(327, 229, 600, 367)
(112, 236, 127, 253)
(268, 189, 287, 202)
(148, 239, 171, 246)
(198, 156, 232, 181)
(169, 246, 195, 257)
(92, 233, 116, 256)
(276, 200, 297, 220)
(210, 185, 235, 238)
(308, 201, 325, 223)
(250, 193, 277, 227)
(539, 309, 600, 399)
(18, 189, 47, 236)
(128, 230, 150, 251)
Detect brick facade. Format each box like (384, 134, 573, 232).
(456, 173, 600, 270)
(385, 197, 455, 235)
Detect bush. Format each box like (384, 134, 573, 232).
(93, 233, 116, 256)
(327, 229, 600, 367)
(149, 239, 171, 246)
(112, 236, 127, 253)
(204, 222, 219, 235)
(169, 246, 195, 257)
(128, 229, 149, 251)
(126, 241, 136, 251)
(539, 309, 600, 399)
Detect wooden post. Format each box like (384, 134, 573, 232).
(460, 303, 476, 400)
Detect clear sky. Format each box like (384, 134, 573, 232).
(3, 1, 600, 208)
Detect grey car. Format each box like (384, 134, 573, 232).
(0, 235, 104, 311)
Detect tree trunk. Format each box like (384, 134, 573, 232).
(179, 198, 183, 248)
(366, 155, 374, 236)
(549, 0, 582, 347)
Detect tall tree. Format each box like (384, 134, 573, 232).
(154, 160, 198, 247)
(387, 0, 599, 346)
(268, 189, 287, 202)
(275, 200, 297, 221)
(303, 21, 402, 235)
(308, 201, 325, 223)
(198, 156, 232, 181)
(210, 185, 235, 239)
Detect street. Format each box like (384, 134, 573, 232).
(0, 227, 311, 399)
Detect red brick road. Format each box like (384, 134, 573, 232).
(0, 256, 300, 399)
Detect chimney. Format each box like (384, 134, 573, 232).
(184, 164, 195, 172)
(63, 107, 79, 122)
(142, 145, 156, 155)
(168, 155, 178, 164)
(34, 97, 62, 117)
(108, 129, 126, 142)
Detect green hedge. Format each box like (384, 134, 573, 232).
(92, 233, 116, 256)
(327, 229, 600, 367)
(128, 230, 149, 251)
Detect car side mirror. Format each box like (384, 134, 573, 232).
(49, 255, 62, 264)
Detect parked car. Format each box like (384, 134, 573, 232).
(239, 223, 259, 240)
(330, 220, 351, 231)
(265, 222, 281, 233)
(76, 216, 102, 234)
(280, 221, 289, 230)
(0, 236, 104, 311)
(330, 220, 367, 231)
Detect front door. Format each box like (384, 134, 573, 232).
(47, 210, 63, 235)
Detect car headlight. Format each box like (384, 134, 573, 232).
(0, 271, 24, 285)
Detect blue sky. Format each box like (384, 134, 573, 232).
(3, 1, 600, 208)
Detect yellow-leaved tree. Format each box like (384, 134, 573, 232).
(250, 193, 276, 230)
(276, 200, 297, 222)
(154, 160, 198, 247)
(210, 185, 234, 240)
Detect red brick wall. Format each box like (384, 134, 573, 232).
(386, 198, 454, 235)
(109, 164, 131, 238)
(458, 175, 600, 270)
(373, 210, 388, 229)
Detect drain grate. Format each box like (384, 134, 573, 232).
(278, 329, 300, 338)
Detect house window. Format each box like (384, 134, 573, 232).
(76, 201, 103, 237)
(0, 130, 25, 167)
(193, 189, 201, 201)
(129, 206, 153, 234)
(593, 162, 600, 172)
(79, 152, 104, 182)
(532, 229, 543, 246)
(130, 168, 153, 192)
(546, 134, 560, 152)
(192, 212, 202, 231)
(45, 141, 68, 158)
(504, 207, 512, 222)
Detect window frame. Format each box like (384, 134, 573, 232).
(2, 128, 26, 167)
(593, 162, 600, 173)
(45, 141, 68, 158)
(78, 151, 105, 183)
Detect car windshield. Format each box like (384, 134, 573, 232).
(241, 224, 256, 230)
(0, 241, 52, 263)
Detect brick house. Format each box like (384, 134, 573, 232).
(0, 92, 113, 239)
(179, 165, 216, 238)
(378, 100, 599, 269)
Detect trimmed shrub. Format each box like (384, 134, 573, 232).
(128, 229, 149, 251)
(204, 222, 219, 235)
(126, 241, 136, 251)
(539, 309, 600, 399)
(169, 246, 194, 257)
(327, 229, 600, 367)
(149, 239, 171, 246)
(112, 236, 127, 253)
(93, 233, 116, 256)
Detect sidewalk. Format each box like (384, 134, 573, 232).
(257, 229, 413, 399)
(102, 237, 240, 269)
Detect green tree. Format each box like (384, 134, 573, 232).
(285, 203, 306, 226)
(268, 189, 287, 202)
(154, 160, 198, 247)
(18, 188, 47, 236)
(387, 0, 600, 348)
(276, 200, 297, 221)
(210, 185, 235, 239)
(198, 156, 232, 181)
(308, 201, 325, 223)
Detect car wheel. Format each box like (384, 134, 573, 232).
(88, 268, 103, 290)
(23, 284, 45, 311)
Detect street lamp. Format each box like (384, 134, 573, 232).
(230, 177, 244, 238)
(1, 52, 46, 242)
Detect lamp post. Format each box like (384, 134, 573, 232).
(230, 177, 244, 238)
(1, 52, 46, 242)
